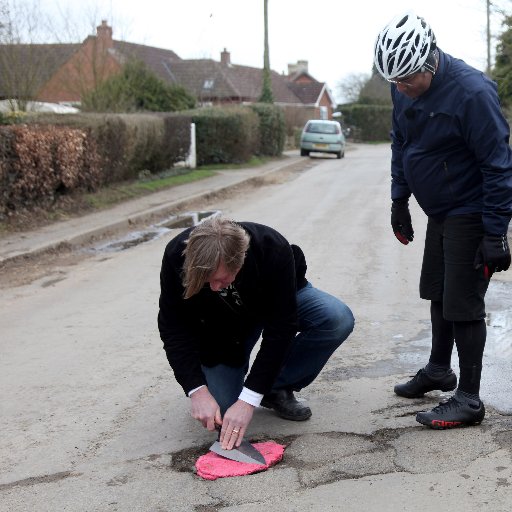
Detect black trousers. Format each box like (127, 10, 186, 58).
(420, 214, 489, 395)
(420, 213, 488, 321)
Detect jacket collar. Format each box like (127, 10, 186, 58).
(421, 49, 447, 98)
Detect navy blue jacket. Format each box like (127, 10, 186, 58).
(158, 222, 307, 396)
(390, 50, 512, 235)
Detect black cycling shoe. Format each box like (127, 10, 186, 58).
(260, 389, 312, 421)
(394, 368, 457, 398)
(416, 394, 485, 429)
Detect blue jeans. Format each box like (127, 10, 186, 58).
(202, 282, 355, 414)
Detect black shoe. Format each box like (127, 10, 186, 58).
(260, 389, 312, 421)
(394, 368, 457, 398)
(416, 394, 485, 429)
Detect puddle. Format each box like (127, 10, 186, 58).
(93, 228, 169, 252)
(481, 281, 512, 413)
(391, 280, 512, 414)
(91, 210, 220, 252)
(485, 308, 512, 359)
(155, 210, 220, 229)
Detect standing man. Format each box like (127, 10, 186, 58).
(374, 12, 512, 428)
(158, 215, 354, 449)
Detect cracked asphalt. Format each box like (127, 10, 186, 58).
(1, 145, 511, 511)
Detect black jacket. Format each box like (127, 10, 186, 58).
(158, 222, 307, 396)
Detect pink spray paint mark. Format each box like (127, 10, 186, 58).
(195, 441, 285, 480)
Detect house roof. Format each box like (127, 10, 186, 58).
(288, 81, 325, 105)
(112, 40, 181, 82)
(0, 43, 79, 98)
(290, 81, 336, 106)
(0, 21, 332, 109)
(166, 59, 303, 104)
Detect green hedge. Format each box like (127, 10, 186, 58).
(0, 105, 287, 217)
(339, 104, 393, 142)
(191, 106, 259, 165)
(249, 103, 285, 156)
(21, 112, 191, 183)
(0, 112, 191, 215)
(190, 104, 286, 165)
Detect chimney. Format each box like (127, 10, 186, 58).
(288, 60, 309, 76)
(221, 48, 231, 67)
(96, 20, 113, 49)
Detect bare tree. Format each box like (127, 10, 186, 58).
(336, 72, 371, 104)
(0, 0, 122, 110)
(485, 0, 512, 74)
(0, 0, 56, 110)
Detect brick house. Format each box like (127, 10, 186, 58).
(170, 49, 336, 119)
(0, 21, 336, 121)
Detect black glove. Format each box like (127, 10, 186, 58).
(391, 198, 414, 245)
(474, 234, 511, 278)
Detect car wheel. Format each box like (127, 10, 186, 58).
(336, 151, 342, 159)
(300, 149, 309, 157)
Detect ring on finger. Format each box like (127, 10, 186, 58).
(232, 428, 240, 434)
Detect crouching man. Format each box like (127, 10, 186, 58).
(158, 215, 354, 449)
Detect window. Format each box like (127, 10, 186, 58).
(306, 122, 339, 134)
(203, 79, 215, 90)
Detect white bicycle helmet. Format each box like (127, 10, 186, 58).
(374, 11, 437, 81)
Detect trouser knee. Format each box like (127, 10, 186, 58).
(318, 302, 355, 347)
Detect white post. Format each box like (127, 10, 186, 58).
(187, 123, 197, 169)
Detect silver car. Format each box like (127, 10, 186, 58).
(300, 120, 345, 159)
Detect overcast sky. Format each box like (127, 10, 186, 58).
(34, 0, 510, 101)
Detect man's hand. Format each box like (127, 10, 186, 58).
(189, 386, 222, 431)
(219, 400, 255, 450)
(391, 198, 414, 245)
(474, 234, 511, 278)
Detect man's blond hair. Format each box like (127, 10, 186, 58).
(182, 215, 250, 299)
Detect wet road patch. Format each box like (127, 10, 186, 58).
(91, 211, 220, 252)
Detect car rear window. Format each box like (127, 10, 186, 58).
(306, 123, 340, 134)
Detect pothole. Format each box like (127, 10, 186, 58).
(170, 434, 295, 474)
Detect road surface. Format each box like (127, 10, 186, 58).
(1, 144, 511, 511)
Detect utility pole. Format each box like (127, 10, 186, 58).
(259, 0, 273, 103)
(263, 0, 270, 73)
(487, 0, 491, 74)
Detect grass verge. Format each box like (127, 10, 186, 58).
(0, 155, 275, 235)
(85, 169, 216, 209)
(86, 156, 271, 209)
